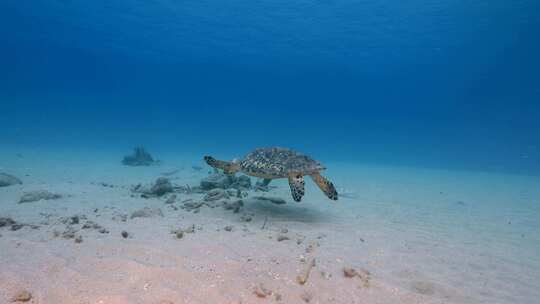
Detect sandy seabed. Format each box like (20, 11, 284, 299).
(1, 149, 539, 304)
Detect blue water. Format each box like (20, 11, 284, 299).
(2, 2, 540, 303)
(1, 0, 540, 174)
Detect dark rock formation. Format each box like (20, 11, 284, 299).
(150, 177, 173, 196)
(0, 217, 16, 228)
(200, 173, 234, 190)
(0, 173, 22, 187)
(122, 147, 155, 166)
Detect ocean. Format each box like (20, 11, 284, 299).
(1, 1, 539, 303)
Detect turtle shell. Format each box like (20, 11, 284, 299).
(240, 147, 325, 178)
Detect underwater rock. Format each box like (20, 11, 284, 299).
(240, 213, 252, 222)
(343, 267, 358, 278)
(277, 234, 289, 242)
(132, 177, 173, 197)
(253, 283, 272, 298)
(181, 200, 204, 212)
(164, 194, 177, 204)
(58, 215, 87, 225)
(130, 207, 163, 219)
(1, 217, 37, 231)
(74, 235, 83, 243)
(70, 216, 79, 225)
(183, 224, 196, 233)
(232, 175, 251, 189)
(112, 212, 128, 222)
(62, 226, 78, 239)
(82, 220, 102, 230)
(174, 184, 205, 194)
(0, 173, 22, 187)
(150, 177, 173, 196)
(121, 231, 129, 238)
(224, 225, 233, 232)
(200, 173, 233, 190)
(175, 230, 184, 239)
(0, 217, 16, 228)
(18, 190, 61, 204)
(122, 147, 155, 166)
(10, 223, 24, 231)
(204, 188, 229, 202)
(222, 200, 244, 213)
(11, 289, 32, 302)
(171, 224, 196, 239)
(343, 267, 371, 287)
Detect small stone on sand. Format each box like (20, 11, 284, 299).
(11, 289, 32, 302)
(343, 267, 371, 287)
(223, 200, 243, 213)
(343, 267, 358, 278)
(253, 283, 272, 298)
(277, 235, 289, 242)
(69, 216, 79, 224)
(204, 188, 229, 201)
(175, 231, 184, 239)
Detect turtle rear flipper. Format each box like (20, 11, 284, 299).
(288, 172, 305, 202)
(204, 156, 239, 174)
(310, 173, 338, 201)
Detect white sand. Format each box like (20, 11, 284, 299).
(1, 149, 539, 304)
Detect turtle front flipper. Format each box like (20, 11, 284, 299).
(288, 172, 305, 202)
(203, 156, 239, 174)
(310, 173, 338, 201)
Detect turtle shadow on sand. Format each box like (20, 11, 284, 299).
(242, 199, 331, 224)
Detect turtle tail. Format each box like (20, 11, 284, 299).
(204, 156, 239, 174)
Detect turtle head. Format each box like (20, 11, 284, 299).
(203, 155, 240, 174)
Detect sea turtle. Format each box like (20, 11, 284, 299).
(204, 147, 338, 202)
